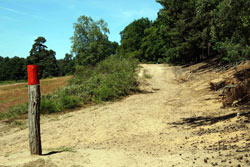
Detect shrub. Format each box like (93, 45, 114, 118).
(40, 96, 62, 114)
(0, 103, 28, 120)
(59, 95, 81, 109)
(69, 55, 139, 102)
(216, 40, 250, 63)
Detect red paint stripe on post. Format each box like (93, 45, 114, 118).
(27, 65, 39, 85)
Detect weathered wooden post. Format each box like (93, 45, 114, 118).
(27, 65, 42, 155)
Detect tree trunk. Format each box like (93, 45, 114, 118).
(208, 42, 211, 57)
(28, 85, 42, 155)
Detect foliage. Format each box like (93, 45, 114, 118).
(155, 0, 250, 64)
(150, 0, 215, 64)
(118, 0, 250, 64)
(0, 56, 27, 81)
(119, 18, 152, 62)
(140, 23, 167, 63)
(210, 0, 250, 63)
(40, 95, 61, 114)
(0, 103, 28, 120)
(71, 15, 117, 66)
(69, 55, 139, 102)
(57, 53, 75, 76)
(59, 95, 81, 109)
(27, 37, 59, 78)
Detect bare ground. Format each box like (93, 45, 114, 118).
(0, 64, 250, 167)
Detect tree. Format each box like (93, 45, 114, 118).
(140, 25, 166, 63)
(27, 37, 59, 78)
(210, 0, 250, 62)
(57, 53, 75, 76)
(119, 18, 152, 61)
(155, 0, 204, 64)
(195, 0, 220, 58)
(71, 15, 116, 66)
(155, 0, 250, 64)
(41, 50, 59, 77)
(63, 53, 75, 75)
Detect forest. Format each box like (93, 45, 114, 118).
(0, 0, 249, 81)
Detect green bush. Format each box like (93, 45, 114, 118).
(216, 40, 250, 63)
(59, 95, 81, 109)
(69, 55, 139, 102)
(40, 96, 62, 114)
(0, 103, 28, 120)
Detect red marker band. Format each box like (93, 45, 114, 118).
(27, 65, 40, 85)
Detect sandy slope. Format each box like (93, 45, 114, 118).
(0, 64, 250, 167)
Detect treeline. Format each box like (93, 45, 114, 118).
(0, 56, 26, 81)
(0, 37, 75, 81)
(120, 0, 250, 64)
(70, 0, 250, 68)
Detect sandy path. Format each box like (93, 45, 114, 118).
(0, 64, 249, 167)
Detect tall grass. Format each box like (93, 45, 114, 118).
(68, 55, 138, 102)
(0, 55, 139, 120)
(0, 80, 26, 86)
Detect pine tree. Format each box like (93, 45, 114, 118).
(27, 37, 59, 78)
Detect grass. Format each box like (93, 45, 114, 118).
(47, 146, 77, 153)
(0, 80, 26, 86)
(0, 55, 139, 121)
(9, 120, 27, 130)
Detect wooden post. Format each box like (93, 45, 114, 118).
(27, 65, 42, 155)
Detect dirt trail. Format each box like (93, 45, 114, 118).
(0, 64, 250, 167)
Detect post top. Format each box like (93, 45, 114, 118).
(27, 65, 40, 85)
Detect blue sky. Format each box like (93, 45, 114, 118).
(0, 0, 162, 59)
